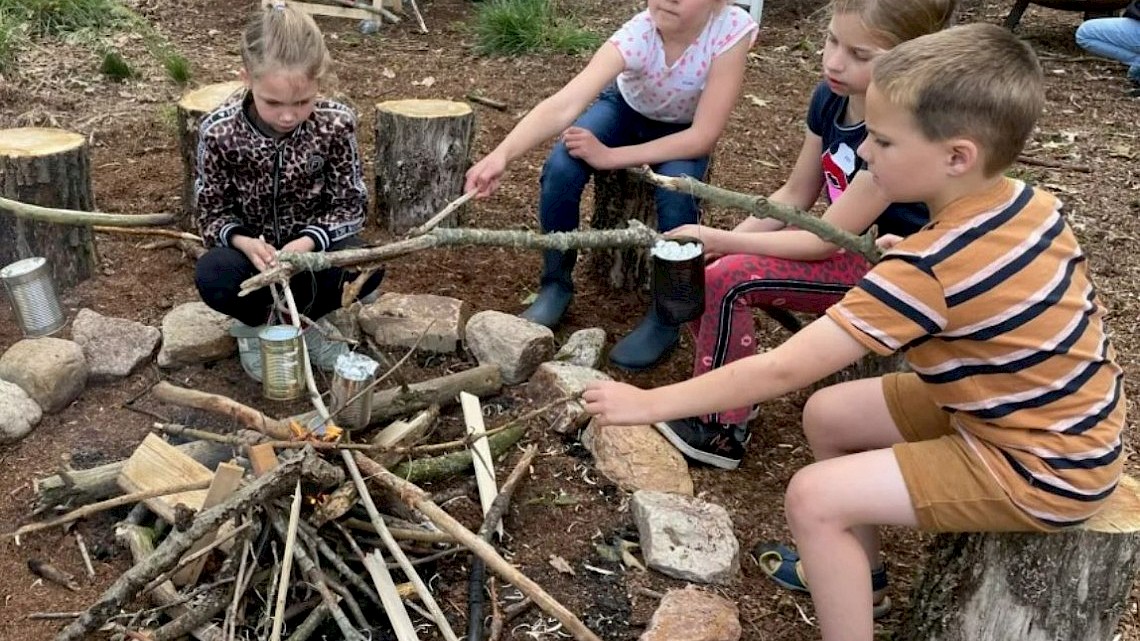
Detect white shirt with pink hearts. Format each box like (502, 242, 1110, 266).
(610, 6, 757, 124)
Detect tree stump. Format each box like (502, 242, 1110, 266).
(176, 81, 244, 231)
(0, 127, 97, 289)
(589, 169, 659, 291)
(900, 474, 1140, 641)
(374, 99, 475, 233)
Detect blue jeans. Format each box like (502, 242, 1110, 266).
(538, 85, 711, 235)
(1076, 16, 1140, 81)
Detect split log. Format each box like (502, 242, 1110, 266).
(374, 99, 475, 233)
(54, 449, 341, 641)
(34, 439, 237, 510)
(117, 433, 214, 524)
(291, 363, 500, 428)
(152, 381, 292, 439)
(900, 474, 1140, 641)
(176, 81, 244, 230)
(0, 127, 97, 288)
(354, 453, 603, 641)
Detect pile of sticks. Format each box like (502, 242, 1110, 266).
(9, 283, 602, 641)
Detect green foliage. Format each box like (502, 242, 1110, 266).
(0, 10, 25, 73)
(99, 49, 134, 81)
(474, 0, 600, 56)
(157, 48, 191, 84)
(11, 0, 127, 36)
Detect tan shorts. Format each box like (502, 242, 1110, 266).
(883, 373, 1053, 533)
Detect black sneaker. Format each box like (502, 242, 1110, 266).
(654, 417, 745, 470)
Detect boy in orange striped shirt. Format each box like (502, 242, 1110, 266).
(582, 23, 1126, 641)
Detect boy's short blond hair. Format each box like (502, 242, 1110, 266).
(871, 23, 1044, 176)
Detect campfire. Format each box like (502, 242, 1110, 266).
(8, 280, 596, 641)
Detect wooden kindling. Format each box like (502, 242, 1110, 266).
(899, 474, 1140, 641)
(0, 127, 98, 288)
(176, 81, 244, 230)
(374, 99, 475, 233)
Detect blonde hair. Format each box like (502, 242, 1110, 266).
(241, 2, 331, 82)
(830, 0, 958, 48)
(872, 23, 1044, 176)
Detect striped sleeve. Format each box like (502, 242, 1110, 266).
(826, 256, 948, 356)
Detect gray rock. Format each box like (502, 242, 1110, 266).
(0, 379, 42, 443)
(582, 423, 693, 495)
(0, 337, 88, 414)
(553, 328, 606, 368)
(640, 587, 741, 641)
(525, 362, 611, 434)
(71, 308, 161, 381)
(465, 311, 554, 385)
(632, 490, 739, 584)
(157, 302, 235, 368)
(359, 293, 471, 353)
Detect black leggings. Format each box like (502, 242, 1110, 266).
(195, 237, 383, 327)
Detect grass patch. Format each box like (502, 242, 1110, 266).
(0, 10, 26, 73)
(99, 49, 134, 80)
(13, 0, 127, 36)
(474, 0, 600, 56)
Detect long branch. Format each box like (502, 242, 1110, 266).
(0, 195, 175, 227)
(631, 167, 882, 263)
(239, 223, 659, 296)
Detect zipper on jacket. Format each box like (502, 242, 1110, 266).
(271, 144, 283, 245)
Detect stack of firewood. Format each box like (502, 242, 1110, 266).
(8, 284, 601, 641)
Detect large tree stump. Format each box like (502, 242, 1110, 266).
(900, 474, 1140, 641)
(176, 81, 244, 231)
(0, 128, 97, 289)
(589, 169, 658, 291)
(374, 99, 475, 233)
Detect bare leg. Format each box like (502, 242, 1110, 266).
(785, 449, 917, 641)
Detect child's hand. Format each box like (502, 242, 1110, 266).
(582, 380, 651, 427)
(465, 152, 507, 198)
(562, 127, 618, 170)
(666, 224, 723, 257)
(876, 234, 904, 251)
(281, 237, 316, 254)
(232, 235, 278, 272)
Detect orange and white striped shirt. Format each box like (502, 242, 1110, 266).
(827, 178, 1126, 527)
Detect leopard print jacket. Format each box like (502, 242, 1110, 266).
(194, 91, 366, 250)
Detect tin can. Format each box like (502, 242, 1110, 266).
(330, 352, 379, 430)
(0, 257, 66, 337)
(259, 325, 305, 401)
(650, 237, 705, 325)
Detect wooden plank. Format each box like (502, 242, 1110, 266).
(293, 2, 372, 21)
(172, 462, 245, 586)
(249, 443, 280, 477)
(459, 392, 500, 538)
(117, 433, 212, 523)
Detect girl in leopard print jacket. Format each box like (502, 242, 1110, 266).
(193, 1, 381, 375)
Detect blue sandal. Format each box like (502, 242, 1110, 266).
(752, 542, 892, 619)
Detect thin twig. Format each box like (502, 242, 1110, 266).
(407, 190, 477, 236)
(75, 532, 96, 578)
(465, 93, 508, 111)
(140, 522, 253, 596)
(9, 480, 212, 539)
(1016, 154, 1092, 173)
(269, 483, 303, 641)
(406, 0, 428, 33)
(92, 226, 203, 243)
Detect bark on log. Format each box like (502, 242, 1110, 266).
(290, 363, 501, 428)
(0, 127, 97, 288)
(152, 381, 292, 439)
(374, 99, 475, 233)
(34, 439, 238, 510)
(176, 81, 244, 231)
(589, 169, 658, 291)
(899, 475, 1140, 641)
(53, 449, 342, 641)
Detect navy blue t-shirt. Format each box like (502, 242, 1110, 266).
(805, 82, 928, 237)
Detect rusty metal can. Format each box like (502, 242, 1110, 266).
(258, 325, 305, 401)
(0, 257, 66, 337)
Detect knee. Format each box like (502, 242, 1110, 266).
(785, 465, 835, 536)
(1075, 23, 1095, 49)
(540, 144, 588, 189)
(802, 388, 840, 452)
